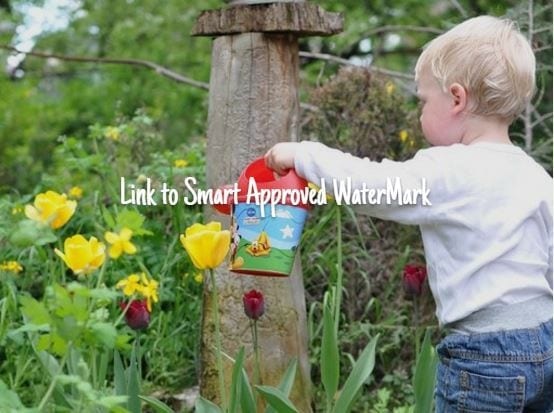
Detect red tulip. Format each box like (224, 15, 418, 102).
(403, 264, 427, 297)
(243, 289, 265, 320)
(120, 300, 151, 330)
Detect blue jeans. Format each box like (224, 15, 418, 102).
(435, 319, 553, 412)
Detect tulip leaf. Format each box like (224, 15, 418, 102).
(127, 344, 141, 413)
(195, 396, 223, 413)
(229, 347, 245, 413)
(240, 369, 256, 413)
(139, 395, 174, 413)
(321, 296, 339, 407)
(255, 386, 299, 413)
(265, 358, 297, 413)
(332, 334, 379, 413)
(413, 329, 438, 413)
(113, 350, 127, 396)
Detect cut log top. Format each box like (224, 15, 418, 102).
(192, 2, 343, 37)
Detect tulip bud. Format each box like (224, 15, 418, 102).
(402, 264, 427, 297)
(243, 289, 265, 320)
(120, 300, 150, 330)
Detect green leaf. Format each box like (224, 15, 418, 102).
(321, 296, 339, 406)
(115, 333, 133, 351)
(265, 358, 297, 413)
(229, 347, 245, 413)
(277, 359, 298, 396)
(96, 350, 110, 388)
(9, 220, 57, 247)
(88, 287, 119, 302)
(139, 395, 175, 413)
(333, 334, 379, 413)
(265, 358, 298, 413)
(116, 209, 152, 236)
(7, 323, 50, 342)
(114, 350, 127, 396)
(96, 395, 129, 410)
(195, 396, 223, 413)
(255, 386, 299, 413)
(240, 369, 256, 413)
(56, 374, 81, 386)
(127, 343, 141, 413)
(413, 329, 438, 413)
(88, 322, 117, 348)
(19, 295, 51, 325)
(37, 333, 68, 356)
(0, 378, 24, 408)
(102, 206, 116, 228)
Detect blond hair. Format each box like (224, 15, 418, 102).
(415, 16, 535, 121)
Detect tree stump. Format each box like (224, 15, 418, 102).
(193, 3, 342, 411)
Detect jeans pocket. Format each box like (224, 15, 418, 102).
(457, 370, 526, 413)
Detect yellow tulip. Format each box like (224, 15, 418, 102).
(180, 222, 230, 270)
(104, 228, 137, 259)
(25, 190, 77, 229)
(54, 235, 106, 275)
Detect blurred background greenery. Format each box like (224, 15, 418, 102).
(0, 0, 551, 411)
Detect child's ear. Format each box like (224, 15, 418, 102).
(449, 83, 467, 114)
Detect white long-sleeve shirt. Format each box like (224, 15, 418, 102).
(294, 141, 553, 327)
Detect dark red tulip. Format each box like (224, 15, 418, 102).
(120, 300, 151, 330)
(403, 264, 427, 297)
(243, 289, 265, 320)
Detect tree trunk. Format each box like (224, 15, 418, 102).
(202, 32, 312, 411)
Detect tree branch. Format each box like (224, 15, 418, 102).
(1, 45, 415, 112)
(299, 51, 414, 80)
(0, 45, 210, 90)
(449, 0, 469, 17)
(363, 25, 443, 37)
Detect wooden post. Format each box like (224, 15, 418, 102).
(193, 2, 342, 410)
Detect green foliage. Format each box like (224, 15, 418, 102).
(413, 329, 438, 413)
(0, 0, 551, 411)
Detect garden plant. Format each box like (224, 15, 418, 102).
(0, 0, 551, 412)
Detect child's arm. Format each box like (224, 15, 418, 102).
(266, 141, 447, 225)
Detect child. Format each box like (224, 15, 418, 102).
(265, 16, 553, 412)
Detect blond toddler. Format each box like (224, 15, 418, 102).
(265, 16, 553, 412)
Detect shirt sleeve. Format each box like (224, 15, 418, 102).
(294, 140, 448, 225)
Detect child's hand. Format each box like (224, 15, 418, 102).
(264, 142, 299, 176)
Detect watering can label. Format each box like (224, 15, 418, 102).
(229, 202, 308, 277)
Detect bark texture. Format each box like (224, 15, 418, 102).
(201, 33, 312, 412)
(192, 2, 343, 37)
